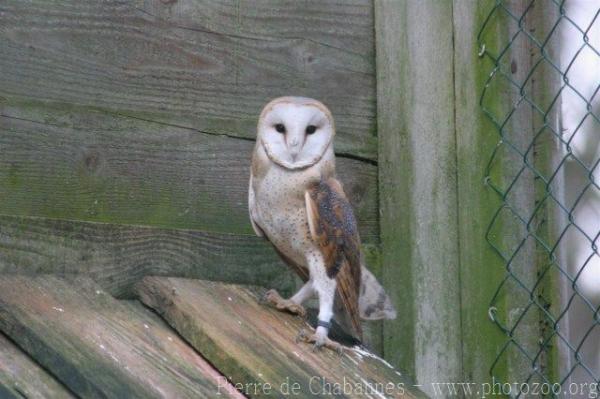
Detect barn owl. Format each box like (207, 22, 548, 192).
(249, 96, 396, 352)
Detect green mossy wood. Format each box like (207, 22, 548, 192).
(0, 214, 297, 298)
(0, 104, 378, 240)
(454, 0, 562, 388)
(136, 276, 425, 399)
(452, 0, 508, 387)
(375, 0, 562, 392)
(0, 0, 381, 324)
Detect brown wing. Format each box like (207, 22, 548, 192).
(305, 177, 362, 340)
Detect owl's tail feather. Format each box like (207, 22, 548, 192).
(358, 266, 397, 320)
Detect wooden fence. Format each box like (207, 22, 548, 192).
(0, 0, 562, 396)
(0, 0, 378, 297)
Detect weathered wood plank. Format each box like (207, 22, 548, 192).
(136, 277, 425, 399)
(0, 0, 376, 159)
(120, 300, 244, 399)
(0, 275, 243, 398)
(375, 0, 461, 393)
(0, 214, 297, 298)
(0, 332, 75, 399)
(0, 103, 378, 241)
(139, 0, 375, 57)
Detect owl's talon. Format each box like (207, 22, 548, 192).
(259, 293, 269, 305)
(260, 291, 271, 305)
(296, 329, 344, 354)
(263, 289, 306, 317)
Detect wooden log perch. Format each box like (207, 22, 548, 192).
(0, 275, 242, 398)
(136, 276, 426, 399)
(0, 273, 424, 398)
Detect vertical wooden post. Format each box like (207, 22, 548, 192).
(375, 0, 462, 393)
(453, 0, 562, 389)
(527, 0, 563, 386)
(453, 0, 516, 386)
(377, 0, 563, 391)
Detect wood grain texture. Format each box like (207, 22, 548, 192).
(0, 333, 75, 399)
(0, 0, 376, 159)
(0, 275, 243, 398)
(0, 102, 378, 241)
(375, 0, 461, 393)
(136, 277, 426, 399)
(138, 0, 375, 56)
(0, 214, 297, 298)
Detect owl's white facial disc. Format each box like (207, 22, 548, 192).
(257, 98, 334, 170)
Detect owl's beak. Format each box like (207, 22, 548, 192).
(288, 137, 301, 161)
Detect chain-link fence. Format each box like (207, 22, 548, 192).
(479, 0, 600, 396)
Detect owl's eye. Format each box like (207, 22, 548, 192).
(306, 125, 317, 135)
(274, 123, 286, 134)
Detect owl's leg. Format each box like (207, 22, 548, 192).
(290, 282, 315, 305)
(296, 274, 343, 353)
(263, 282, 313, 317)
(313, 279, 335, 345)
